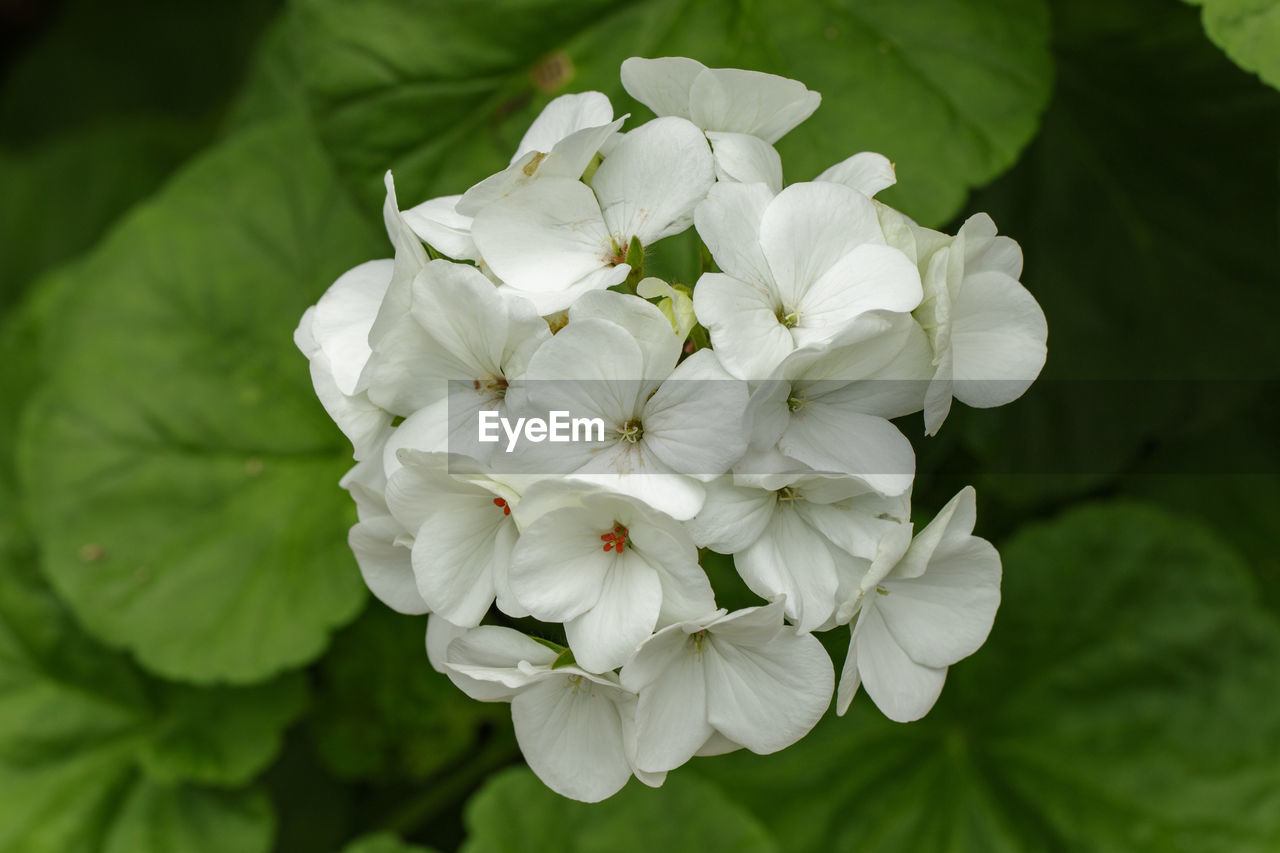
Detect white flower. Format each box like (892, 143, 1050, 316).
(358, 258, 549, 463)
(620, 600, 833, 774)
(918, 214, 1047, 434)
(688, 474, 909, 632)
(384, 450, 525, 626)
(507, 481, 715, 673)
(443, 624, 663, 802)
(836, 486, 1001, 722)
(471, 116, 715, 314)
(507, 291, 748, 519)
(816, 151, 897, 199)
(692, 181, 923, 380)
(621, 57, 821, 143)
(877, 208, 1048, 435)
(457, 92, 624, 218)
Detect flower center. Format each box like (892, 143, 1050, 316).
(777, 486, 800, 502)
(617, 419, 643, 443)
(600, 523, 629, 553)
(776, 306, 800, 328)
(492, 497, 511, 516)
(473, 375, 509, 398)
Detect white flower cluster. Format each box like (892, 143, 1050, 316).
(295, 56, 1047, 802)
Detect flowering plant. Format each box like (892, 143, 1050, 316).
(297, 56, 1047, 802)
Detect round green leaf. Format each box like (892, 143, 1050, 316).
(17, 115, 381, 683)
(460, 766, 780, 853)
(1188, 0, 1280, 90)
(0, 534, 294, 852)
(696, 502, 1280, 851)
(294, 0, 1051, 226)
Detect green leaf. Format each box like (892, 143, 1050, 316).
(1187, 0, 1280, 90)
(309, 607, 509, 782)
(460, 766, 780, 853)
(341, 832, 440, 853)
(294, 0, 1052, 225)
(17, 114, 382, 684)
(696, 502, 1280, 851)
(0, 0, 279, 147)
(0, 119, 203, 316)
(0, 532, 288, 853)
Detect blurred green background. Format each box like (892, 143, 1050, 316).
(1, 0, 1278, 850)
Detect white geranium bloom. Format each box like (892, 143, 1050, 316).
(338, 459, 425, 614)
(507, 292, 748, 519)
(620, 600, 833, 773)
(471, 116, 715, 314)
(915, 214, 1048, 434)
(457, 92, 624, 218)
(688, 474, 909, 632)
(621, 56, 819, 193)
(444, 625, 664, 802)
(693, 181, 923, 379)
(620, 57, 820, 143)
(836, 486, 1001, 722)
(508, 481, 715, 673)
(744, 313, 930, 496)
(385, 450, 526, 626)
(358, 258, 549, 462)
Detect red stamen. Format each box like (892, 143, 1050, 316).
(493, 497, 510, 516)
(599, 524, 628, 553)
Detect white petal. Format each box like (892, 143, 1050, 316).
(688, 68, 820, 143)
(835, 627, 862, 715)
(735, 504, 840, 632)
(401, 195, 477, 260)
(794, 244, 922, 344)
(471, 178, 613, 294)
(514, 91, 614, 161)
(641, 349, 749, 477)
(412, 507, 514, 627)
(707, 131, 783, 193)
(854, 605, 946, 722)
(894, 486, 977, 580)
(949, 271, 1047, 408)
(620, 56, 705, 118)
(313, 259, 394, 395)
(704, 627, 833, 752)
(694, 181, 775, 285)
(349, 514, 424, 614)
(508, 506, 614, 620)
(686, 476, 776, 553)
(565, 552, 663, 672)
(444, 624, 557, 701)
(816, 152, 896, 198)
(780, 404, 915, 497)
(627, 632, 712, 772)
(880, 536, 1001, 667)
(569, 290, 681, 379)
(593, 117, 715, 245)
(511, 673, 634, 802)
(759, 182, 885, 311)
(692, 273, 793, 380)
